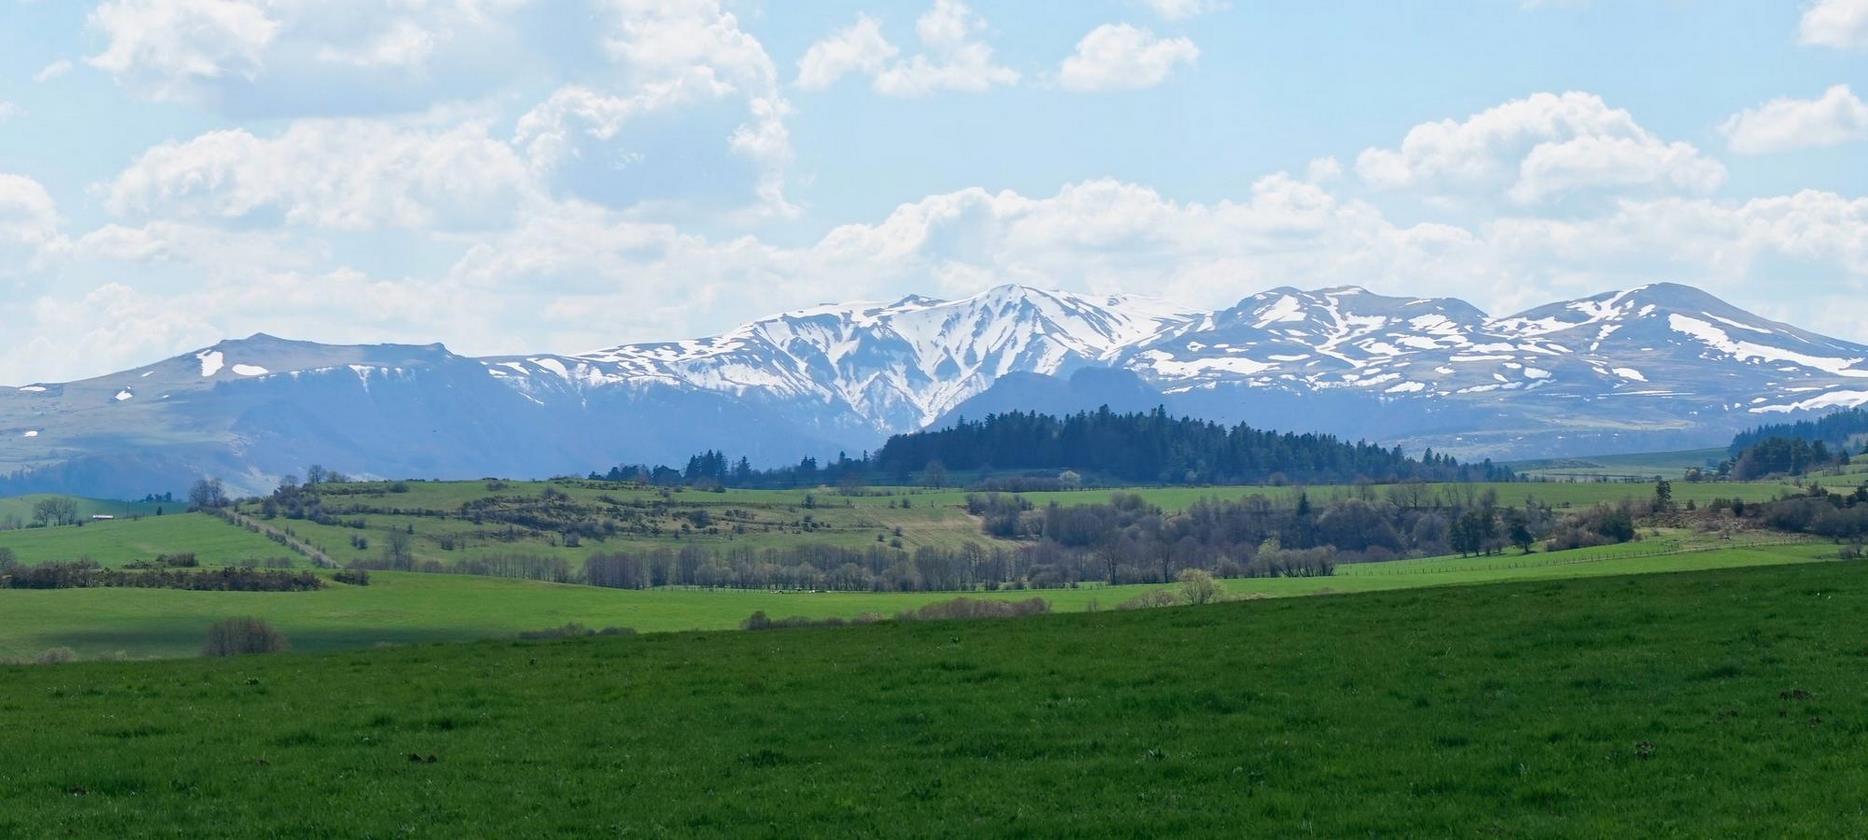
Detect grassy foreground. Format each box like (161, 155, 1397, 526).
(0, 537, 1836, 661)
(1, 561, 1864, 836)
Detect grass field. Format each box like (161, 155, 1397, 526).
(0, 478, 1817, 573)
(0, 534, 1839, 661)
(0, 494, 167, 529)
(1507, 447, 1728, 480)
(0, 513, 297, 568)
(1, 560, 1863, 836)
(232, 477, 1813, 573)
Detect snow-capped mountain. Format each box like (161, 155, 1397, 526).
(486, 285, 1196, 430)
(1116, 282, 1868, 410)
(4, 282, 1866, 496)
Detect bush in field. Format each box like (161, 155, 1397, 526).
(1116, 589, 1183, 610)
(896, 597, 1050, 622)
(516, 623, 637, 640)
(740, 611, 886, 631)
(202, 618, 290, 657)
(34, 647, 75, 665)
(1177, 568, 1221, 605)
(1545, 503, 1639, 552)
(333, 569, 371, 586)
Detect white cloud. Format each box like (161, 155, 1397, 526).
(1057, 24, 1199, 92)
(86, 0, 280, 102)
(523, 0, 795, 213)
(793, 1, 1017, 97)
(0, 173, 61, 250)
(103, 116, 537, 231)
(869, 1, 1019, 96)
(1483, 192, 1868, 307)
(84, 0, 534, 109)
(16, 163, 1868, 383)
(1355, 91, 1725, 204)
(795, 15, 898, 90)
(32, 59, 73, 83)
(1139, 0, 1225, 21)
(0, 102, 21, 122)
(1721, 84, 1868, 154)
(1799, 0, 1868, 49)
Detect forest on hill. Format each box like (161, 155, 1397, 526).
(1731, 407, 1868, 454)
(594, 407, 1512, 490)
(871, 408, 1510, 484)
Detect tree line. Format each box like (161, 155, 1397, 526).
(586, 406, 1512, 490)
(1731, 407, 1868, 454)
(1726, 437, 1853, 480)
(0, 561, 323, 592)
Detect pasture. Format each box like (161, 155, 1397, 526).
(0, 513, 295, 568)
(231, 476, 1810, 573)
(0, 560, 1862, 835)
(0, 535, 1838, 661)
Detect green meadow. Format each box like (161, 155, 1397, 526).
(216, 476, 1813, 572)
(0, 513, 295, 568)
(1, 560, 1863, 836)
(0, 534, 1837, 661)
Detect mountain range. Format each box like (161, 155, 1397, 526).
(5, 282, 1866, 497)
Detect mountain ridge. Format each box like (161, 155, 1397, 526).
(5, 281, 1867, 496)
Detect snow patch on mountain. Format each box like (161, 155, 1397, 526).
(1668, 314, 1868, 377)
(197, 350, 224, 377)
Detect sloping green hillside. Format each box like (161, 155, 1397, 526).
(1, 561, 1863, 836)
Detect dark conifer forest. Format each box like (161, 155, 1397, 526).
(595, 407, 1512, 489)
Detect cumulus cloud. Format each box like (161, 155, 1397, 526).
(85, 0, 280, 102)
(873, 0, 1019, 96)
(103, 116, 537, 231)
(795, 15, 898, 90)
(0, 173, 62, 250)
(16, 163, 1868, 383)
(1721, 84, 1868, 154)
(1354, 91, 1725, 204)
(520, 0, 795, 214)
(84, 0, 533, 110)
(796, 1, 1017, 97)
(1057, 24, 1199, 92)
(1799, 0, 1868, 49)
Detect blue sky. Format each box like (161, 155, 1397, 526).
(1, 0, 1865, 384)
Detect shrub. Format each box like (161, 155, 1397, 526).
(517, 623, 638, 640)
(1178, 568, 1221, 605)
(1116, 589, 1183, 610)
(333, 569, 371, 586)
(740, 611, 884, 631)
(0, 564, 322, 592)
(202, 618, 290, 657)
(34, 647, 75, 665)
(896, 597, 1050, 622)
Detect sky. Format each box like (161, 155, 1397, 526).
(0, 0, 1866, 385)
